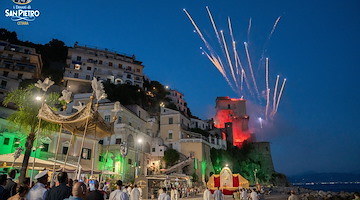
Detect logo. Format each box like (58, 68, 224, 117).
(12, 0, 32, 5)
(4, 0, 40, 25)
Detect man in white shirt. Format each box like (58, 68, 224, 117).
(203, 187, 212, 200)
(170, 188, 179, 200)
(213, 188, 223, 200)
(250, 189, 259, 200)
(241, 189, 248, 200)
(130, 185, 140, 200)
(26, 170, 49, 200)
(109, 180, 129, 200)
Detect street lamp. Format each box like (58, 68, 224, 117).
(135, 138, 143, 178)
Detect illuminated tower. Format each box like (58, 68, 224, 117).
(214, 97, 251, 147)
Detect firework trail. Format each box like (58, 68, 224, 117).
(244, 42, 260, 99)
(268, 16, 281, 41)
(275, 78, 286, 113)
(206, 6, 222, 47)
(271, 75, 280, 116)
(265, 58, 270, 119)
(247, 17, 252, 42)
(220, 30, 239, 90)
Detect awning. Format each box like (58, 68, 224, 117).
(0, 154, 61, 169)
(38, 103, 113, 140)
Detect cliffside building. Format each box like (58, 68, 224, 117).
(64, 44, 144, 93)
(0, 41, 42, 99)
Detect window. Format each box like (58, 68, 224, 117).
(99, 60, 103, 64)
(104, 115, 110, 122)
(14, 138, 20, 147)
(116, 138, 122, 144)
(169, 117, 173, 124)
(169, 143, 173, 149)
(117, 116, 122, 123)
(99, 140, 104, 144)
(85, 75, 90, 80)
(62, 146, 68, 155)
(118, 64, 122, 69)
(87, 66, 91, 71)
(17, 73, 23, 79)
(168, 132, 173, 139)
(109, 62, 113, 67)
(3, 138, 10, 145)
(152, 148, 155, 152)
(81, 148, 92, 160)
(74, 73, 79, 78)
(76, 56, 81, 61)
(3, 71, 9, 77)
(126, 66, 132, 71)
(228, 104, 231, 109)
(41, 143, 49, 152)
(1, 80, 7, 89)
(136, 69, 140, 73)
(128, 159, 132, 165)
(127, 74, 131, 79)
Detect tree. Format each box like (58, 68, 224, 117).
(163, 149, 180, 167)
(3, 85, 62, 183)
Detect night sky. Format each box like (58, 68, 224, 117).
(1, 0, 360, 176)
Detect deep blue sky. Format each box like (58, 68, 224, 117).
(1, 0, 360, 176)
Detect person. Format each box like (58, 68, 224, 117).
(86, 180, 105, 200)
(45, 172, 72, 200)
(158, 188, 170, 200)
(68, 179, 74, 188)
(26, 170, 49, 200)
(127, 185, 132, 198)
(23, 177, 31, 188)
(287, 190, 299, 200)
(130, 185, 140, 200)
(170, 187, 179, 200)
(109, 180, 129, 200)
(7, 184, 29, 200)
(213, 187, 223, 200)
(353, 192, 360, 200)
(0, 174, 10, 200)
(250, 189, 259, 200)
(240, 188, 247, 200)
(137, 186, 142, 200)
(203, 187, 212, 200)
(123, 186, 129, 196)
(64, 182, 87, 200)
(5, 169, 17, 197)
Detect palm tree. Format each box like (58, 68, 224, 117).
(3, 84, 61, 183)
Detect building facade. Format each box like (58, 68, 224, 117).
(166, 89, 188, 115)
(64, 44, 144, 93)
(160, 107, 226, 183)
(0, 41, 42, 99)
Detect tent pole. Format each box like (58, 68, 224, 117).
(75, 116, 90, 180)
(63, 132, 74, 172)
(91, 129, 97, 178)
(51, 124, 63, 187)
(30, 118, 42, 187)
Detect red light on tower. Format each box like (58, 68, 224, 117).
(214, 97, 251, 147)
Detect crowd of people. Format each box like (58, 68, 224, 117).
(0, 169, 142, 200)
(202, 187, 262, 200)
